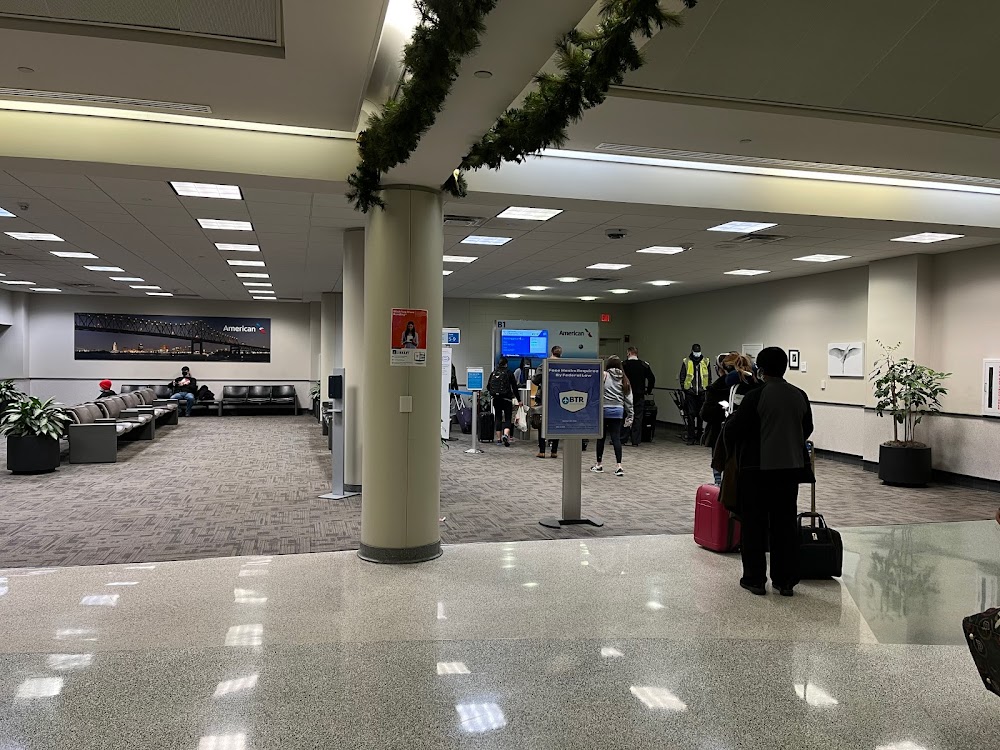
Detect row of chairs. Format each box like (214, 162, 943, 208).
(65, 388, 179, 463)
(120, 384, 299, 416)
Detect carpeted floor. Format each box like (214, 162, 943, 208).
(0, 416, 996, 568)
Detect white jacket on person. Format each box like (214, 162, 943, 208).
(603, 367, 635, 425)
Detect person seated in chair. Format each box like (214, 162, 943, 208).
(168, 367, 197, 416)
(96, 379, 116, 400)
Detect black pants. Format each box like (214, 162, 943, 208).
(538, 436, 559, 455)
(683, 391, 706, 441)
(597, 417, 624, 464)
(493, 398, 513, 435)
(740, 469, 801, 588)
(621, 398, 644, 445)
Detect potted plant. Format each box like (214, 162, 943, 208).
(1, 396, 71, 474)
(309, 380, 321, 420)
(870, 341, 951, 486)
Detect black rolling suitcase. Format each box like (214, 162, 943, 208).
(797, 445, 843, 579)
(641, 396, 657, 442)
(478, 409, 495, 443)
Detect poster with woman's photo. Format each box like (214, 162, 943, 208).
(390, 308, 428, 366)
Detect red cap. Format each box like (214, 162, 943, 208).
(99, 380, 112, 390)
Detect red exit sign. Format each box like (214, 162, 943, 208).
(600, 313, 612, 323)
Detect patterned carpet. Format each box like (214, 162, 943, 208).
(0, 416, 996, 569)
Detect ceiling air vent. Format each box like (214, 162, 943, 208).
(171, 293, 199, 298)
(716, 233, 789, 250)
(584, 277, 614, 283)
(67, 282, 97, 289)
(87, 290, 118, 295)
(444, 215, 485, 227)
(0, 87, 212, 113)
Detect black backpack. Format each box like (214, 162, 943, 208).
(196, 385, 215, 401)
(487, 368, 512, 399)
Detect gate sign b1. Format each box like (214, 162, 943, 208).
(542, 359, 603, 439)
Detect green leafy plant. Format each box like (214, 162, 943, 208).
(309, 380, 321, 401)
(0, 378, 24, 403)
(870, 341, 951, 447)
(0, 396, 71, 440)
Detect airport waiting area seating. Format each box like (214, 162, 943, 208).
(121, 383, 299, 416)
(66, 388, 178, 463)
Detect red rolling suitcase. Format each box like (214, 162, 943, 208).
(694, 484, 741, 552)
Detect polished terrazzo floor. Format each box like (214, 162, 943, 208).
(1, 521, 997, 748)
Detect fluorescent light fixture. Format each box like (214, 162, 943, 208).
(497, 206, 562, 221)
(242, 282, 273, 287)
(461, 236, 512, 246)
(110, 276, 143, 282)
(579, 296, 598, 301)
(600, 647, 624, 658)
(557, 277, 581, 283)
(587, 263, 631, 271)
(725, 269, 770, 276)
(5, 231, 64, 241)
(708, 221, 778, 233)
(146, 292, 174, 296)
(891, 232, 964, 243)
(794, 254, 852, 263)
(504, 293, 523, 299)
(47, 654, 93, 670)
(609, 289, 631, 294)
(80, 594, 119, 606)
(1, 280, 35, 285)
(198, 219, 253, 231)
(130, 285, 161, 290)
(526, 286, 550, 291)
(225, 624, 263, 647)
(436, 662, 471, 675)
(794, 683, 840, 707)
(456, 703, 507, 733)
(31, 287, 62, 292)
(647, 280, 677, 286)
(16, 677, 64, 699)
(171, 181, 242, 200)
(227, 259, 265, 267)
(213, 674, 259, 697)
(235, 272, 269, 278)
(443, 255, 478, 263)
(630, 686, 687, 711)
(252, 296, 275, 301)
(0, 206, 14, 217)
(84, 266, 125, 272)
(215, 243, 260, 252)
(637, 246, 685, 255)
(50, 251, 99, 259)
(442, 270, 453, 276)
(0, 272, 4, 277)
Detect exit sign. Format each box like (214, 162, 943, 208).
(600, 313, 612, 323)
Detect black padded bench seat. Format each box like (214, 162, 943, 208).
(220, 385, 299, 415)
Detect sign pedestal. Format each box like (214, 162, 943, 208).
(465, 390, 484, 455)
(320, 368, 360, 501)
(539, 438, 604, 528)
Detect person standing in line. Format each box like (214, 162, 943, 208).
(621, 346, 655, 447)
(532, 345, 563, 459)
(679, 343, 712, 445)
(168, 366, 197, 417)
(591, 355, 634, 477)
(724, 347, 813, 597)
(96, 379, 116, 400)
(487, 356, 519, 447)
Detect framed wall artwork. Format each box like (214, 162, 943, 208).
(789, 349, 800, 370)
(828, 342, 864, 378)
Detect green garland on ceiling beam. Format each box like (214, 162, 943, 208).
(452, 0, 682, 192)
(347, 0, 499, 213)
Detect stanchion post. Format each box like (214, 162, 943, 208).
(465, 390, 483, 455)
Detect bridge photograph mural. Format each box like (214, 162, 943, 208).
(74, 313, 271, 362)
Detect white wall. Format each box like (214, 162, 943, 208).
(25, 294, 314, 406)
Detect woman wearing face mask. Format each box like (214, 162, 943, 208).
(702, 352, 740, 455)
(709, 354, 762, 485)
(591, 355, 634, 477)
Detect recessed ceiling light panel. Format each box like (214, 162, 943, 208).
(1, 280, 35, 285)
(890, 232, 964, 243)
(146, 292, 173, 296)
(215, 243, 260, 252)
(50, 251, 99, 259)
(725, 269, 770, 276)
(171, 181, 242, 200)
(708, 221, 777, 233)
(503, 293, 522, 298)
(5, 232, 64, 241)
(443, 255, 478, 263)
(794, 254, 852, 263)
(460, 236, 512, 246)
(31, 287, 61, 292)
(526, 286, 550, 291)
(0, 206, 15, 217)
(84, 266, 125, 272)
(442, 270, 453, 276)
(637, 246, 686, 255)
(129, 285, 161, 290)
(198, 219, 253, 231)
(579, 296, 598, 301)
(227, 260, 265, 267)
(556, 277, 581, 283)
(587, 263, 631, 271)
(109, 276, 143, 282)
(609, 289, 631, 294)
(647, 280, 677, 286)
(242, 282, 273, 287)
(497, 207, 562, 221)
(235, 272, 269, 279)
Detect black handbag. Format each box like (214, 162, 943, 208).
(796, 446, 843, 579)
(963, 608, 1000, 697)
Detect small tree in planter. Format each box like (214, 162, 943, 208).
(870, 341, 951, 486)
(1, 396, 71, 474)
(0, 379, 24, 415)
(309, 380, 321, 420)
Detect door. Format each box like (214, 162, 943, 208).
(599, 337, 622, 359)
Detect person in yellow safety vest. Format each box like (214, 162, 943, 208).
(678, 343, 713, 445)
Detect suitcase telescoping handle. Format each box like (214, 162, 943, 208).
(807, 440, 817, 524)
(798, 512, 828, 530)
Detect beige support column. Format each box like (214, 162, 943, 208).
(359, 187, 443, 563)
(320, 292, 340, 400)
(342, 228, 365, 492)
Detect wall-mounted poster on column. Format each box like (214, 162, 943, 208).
(74, 313, 271, 362)
(391, 308, 428, 367)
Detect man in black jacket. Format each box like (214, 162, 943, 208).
(168, 366, 197, 416)
(724, 347, 813, 597)
(622, 347, 655, 447)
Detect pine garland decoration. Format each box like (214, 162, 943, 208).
(347, 0, 499, 213)
(453, 0, 681, 189)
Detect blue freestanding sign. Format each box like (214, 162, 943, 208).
(542, 359, 603, 439)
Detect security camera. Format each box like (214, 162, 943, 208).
(605, 228, 628, 240)
(17, 202, 29, 212)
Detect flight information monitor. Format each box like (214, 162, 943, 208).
(500, 328, 549, 358)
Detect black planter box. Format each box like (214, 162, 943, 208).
(878, 444, 932, 487)
(7, 434, 61, 474)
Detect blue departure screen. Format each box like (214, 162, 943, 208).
(501, 329, 549, 357)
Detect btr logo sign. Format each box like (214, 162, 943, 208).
(559, 391, 588, 413)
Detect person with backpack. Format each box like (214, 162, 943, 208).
(487, 357, 519, 447)
(531, 345, 563, 458)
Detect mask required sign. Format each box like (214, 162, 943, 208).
(542, 359, 603, 439)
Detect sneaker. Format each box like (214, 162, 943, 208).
(502, 435, 510, 447)
(496, 439, 503, 445)
(739, 579, 766, 596)
(614, 467, 624, 477)
(590, 465, 604, 473)
(536, 452, 547, 459)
